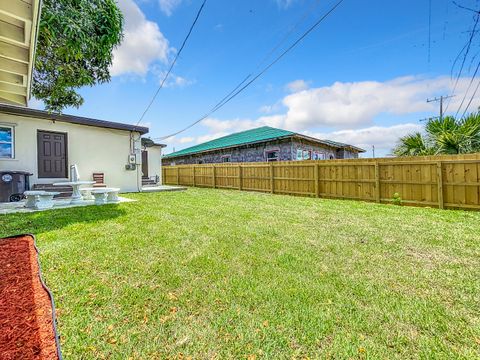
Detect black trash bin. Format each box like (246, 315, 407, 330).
(0, 171, 33, 202)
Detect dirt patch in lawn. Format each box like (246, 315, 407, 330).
(0, 235, 61, 360)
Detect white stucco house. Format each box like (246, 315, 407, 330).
(0, 0, 166, 197)
(0, 105, 166, 193)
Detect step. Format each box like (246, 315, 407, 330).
(142, 180, 157, 185)
(33, 184, 73, 198)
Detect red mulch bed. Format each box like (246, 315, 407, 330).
(0, 235, 60, 360)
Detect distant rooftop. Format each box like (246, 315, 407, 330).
(164, 126, 365, 158)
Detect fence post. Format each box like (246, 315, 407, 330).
(436, 161, 444, 209)
(192, 165, 196, 187)
(212, 165, 216, 188)
(374, 161, 380, 203)
(176, 167, 179, 185)
(238, 165, 242, 191)
(270, 163, 274, 194)
(314, 163, 319, 198)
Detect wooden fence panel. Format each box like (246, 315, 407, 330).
(162, 154, 480, 210)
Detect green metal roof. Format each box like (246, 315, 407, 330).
(164, 126, 295, 158)
(164, 126, 365, 158)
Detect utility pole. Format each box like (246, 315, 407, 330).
(372, 145, 375, 158)
(427, 95, 455, 121)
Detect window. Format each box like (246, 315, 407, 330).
(302, 150, 312, 160)
(266, 150, 279, 162)
(312, 152, 326, 160)
(221, 155, 231, 163)
(0, 126, 14, 159)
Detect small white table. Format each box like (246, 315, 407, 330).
(53, 181, 95, 204)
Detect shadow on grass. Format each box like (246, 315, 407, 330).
(0, 204, 127, 238)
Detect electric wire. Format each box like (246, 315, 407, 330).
(135, 0, 207, 128)
(154, 0, 344, 141)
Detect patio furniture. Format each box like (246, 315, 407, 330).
(24, 191, 60, 209)
(81, 188, 95, 201)
(91, 188, 120, 205)
(37, 192, 60, 210)
(92, 173, 107, 188)
(24, 191, 45, 208)
(53, 181, 95, 204)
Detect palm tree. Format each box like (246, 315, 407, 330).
(393, 112, 480, 156)
(393, 132, 435, 156)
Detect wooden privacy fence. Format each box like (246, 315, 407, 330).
(162, 154, 480, 210)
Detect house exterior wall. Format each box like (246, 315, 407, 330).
(164, 139, 293, 165)
(0, 113, 143, 192)
(291, 139, 338, 160)
(163, 138, 359, 165)
(146, 145, 163, 184)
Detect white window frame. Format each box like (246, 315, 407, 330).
(221, 155, 231, 163)
(265, 149, 280, 162)
(0, 125, 14, 159)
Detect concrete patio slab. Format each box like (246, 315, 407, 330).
(0, 197, 135, 215)
(141, 185, 187, 192)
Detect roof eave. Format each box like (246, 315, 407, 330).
(293, 134, 365, 153)
(0, 0, 42, 106)
(0, 103, 149, 134)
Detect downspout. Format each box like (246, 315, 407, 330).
(130, 131, 142, 193)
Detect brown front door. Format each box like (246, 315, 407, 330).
(37, 131, 68, 178)
(141, 150, 148, 177)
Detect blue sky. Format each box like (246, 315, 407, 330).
(32, 0, 480, 156)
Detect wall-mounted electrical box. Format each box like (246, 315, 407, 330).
(128, 154, 136, 164)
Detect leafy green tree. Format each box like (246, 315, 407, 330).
(393, 113, 480, 156)
(33, 0, 123, 112)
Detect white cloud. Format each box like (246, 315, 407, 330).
(164, 75, 480, 156)
(277, 75, 480, 130)
(196, 132, 229, 144)
(111, 0, 171, 76)
(151, 66, 194, 88)
(306, 123, 423, 154)
(179, 136, 194, 144)
(275, 0, 297, 9)
(159, 0, 182, 16)
(285, 79, 310, 93)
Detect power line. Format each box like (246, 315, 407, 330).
(444, 3, 480, 113)
(427, 94, 455, 120)
(454, 60, 480, 118)
(208, 0, 323, 117)
(428, 0, 432, 64)
(135, 0, 207, 128)
(460, 76, 480, 118)
(154, 0, 345, 140)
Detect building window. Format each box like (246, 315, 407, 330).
(221, 155, 231, 163)
(266, 150, 279, 162)
(312, 152, 326, 160)
(302, 150, 312, 160)
(0, 126, 14, 159)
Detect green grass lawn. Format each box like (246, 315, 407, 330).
(1, 188, 479, 359)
